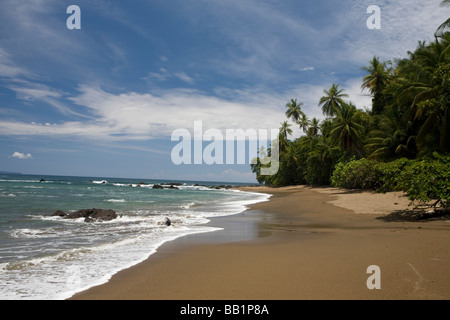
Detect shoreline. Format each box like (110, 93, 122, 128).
(70, 186, 450, 300)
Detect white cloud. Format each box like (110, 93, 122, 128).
(8, 82, 90, 118)
(174, 72, 195, 84)
(298, 66, 315, 71)
(10, 85, 62, 101)
(0, 48, 31, 78)
(11, 152, 32, 160)
(338, 0, 450, 64)
(145, 69, 195, 85)
(0, 85, 287, 141)
(0, 80, 362, 142)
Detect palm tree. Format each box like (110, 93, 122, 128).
(318, 84, 349, 117)
(330, 102, 365, 156)
(361, 57, 390, 115)
(284, 144, 300, 168)
(285, 99, 305, 123)
(436, 0, 450, 35)
(279, 121, 293, 153)
(365, 115, 413, 159)
(307, 118, 321, 137)
(251, 146, 270, 184)
(394, 33, 450, 154)
(279, 121, 293, 140)
(298, 113, 310, 134)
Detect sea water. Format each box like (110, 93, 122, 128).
(0, 174, 269, 300)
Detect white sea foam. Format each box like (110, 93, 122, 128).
(180, 201, 198, 209)
(0, 223, 221, 300)
(0, 185, 270, 300)
(0, 193, 17, 197)
(91, 180, 108, 184)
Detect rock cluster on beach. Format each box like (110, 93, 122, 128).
(52, 208, 118, 223)
(151, 182, 235, 190)
(193, 184, 234, 190)
(87, 179, 239, 190)
(152, 182, 182, 190)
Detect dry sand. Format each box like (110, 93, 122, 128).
(71, 186, 450, 300)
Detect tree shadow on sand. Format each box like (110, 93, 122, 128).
(377, 208, 450, 222)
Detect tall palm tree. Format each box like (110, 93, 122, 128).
(285, 99, 305, 123)
(330, 102, 365, 156)
(361, 57, 390, 115)
(279, 121, 293, 153)
(318, 84, 349, 117)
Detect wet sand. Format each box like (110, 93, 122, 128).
(71, 186, 450, 300)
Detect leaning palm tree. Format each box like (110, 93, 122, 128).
(318, 84, 349, 117)
(361, 57, 390, 115)
(285, 99, 305, 123)
(436, 0, 450, 35)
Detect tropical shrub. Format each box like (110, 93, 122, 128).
(384, 153, 449, 209)
(331, 158, 385, 189)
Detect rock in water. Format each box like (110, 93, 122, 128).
(165, 217, 172, 226)
(52, 210, 67, 217)
(62, 208, 117, 222)
(88, 209, 117, 222)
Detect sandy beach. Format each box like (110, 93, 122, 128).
(71, 186, 450, 300)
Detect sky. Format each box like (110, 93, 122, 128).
(0, 0, 449, 182)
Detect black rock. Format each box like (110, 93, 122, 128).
(165, 217, 172, 226)
(63, 208, 117, 223)
(88, 209, 117, 222)
(52, 210, 67, 217)
(152, 184, 164, 189)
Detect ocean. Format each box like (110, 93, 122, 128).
(0, 174, 270, 300)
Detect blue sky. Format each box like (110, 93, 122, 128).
(0, 0, 449, 182)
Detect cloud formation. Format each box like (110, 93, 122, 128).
(11, 152, 32, 160)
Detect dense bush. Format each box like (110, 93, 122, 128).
(331, 158, 385, 189)
(332, 153, 450, 209)
(377, 158, 413, 193)
(383, 153, 449, 208)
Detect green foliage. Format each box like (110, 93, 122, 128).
(331, 158, 385, 190)
(377, 158, 413, 192)
(331, 154, 449, 209)
(381, 153, 450, 208)
(251, 27, 449, 202)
